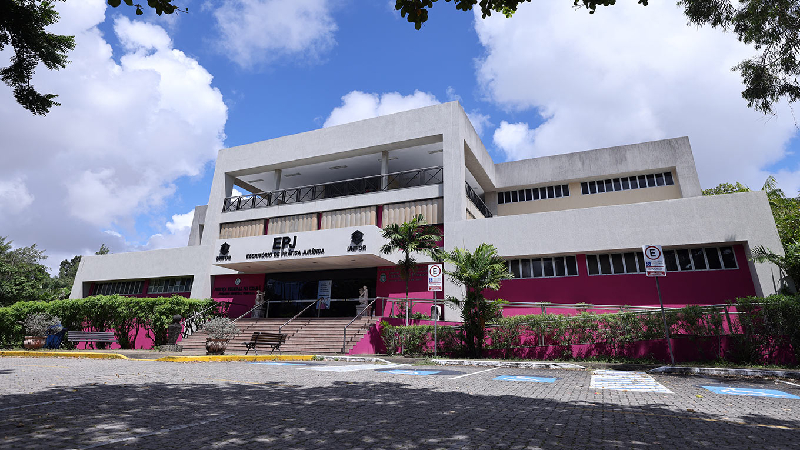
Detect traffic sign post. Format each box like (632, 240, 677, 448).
(642, 245, 675, 365)
(428, 264, 443, 358)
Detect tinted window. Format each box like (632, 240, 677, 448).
(705, 247, 722, 269)
(554, 185, 562, 198)
(611, 254, 625, 274)
(533, 188, 540, 200)
(581, 182, 589, 195)
(547, 186, 555, 198)
(664, 172, 674, 185)
(554, 257, 566, 276)
(540, 187, 548, 199)
(518, 190, 525, 201)
(646, 173, 656, 187)
(566, 256, 578, 275)
(498, 192, 505, 204)
(525, 189, 532, 201)
(720, 246, 737, 268)
(504, 191, 511, 203)
(677, 249, 692, 270)
(562, 185, 570, 196)
(655, 172, 665, 186)
(605, 179, 613, 192)
(638, 175, 647, 188)
(664, 250, 678, 271)
(511, 190, 518, 202)
(589, 181, 597, 194)
(521, 259, 532, 278)
(637, 252, 646, 272)
(691, 248, 707, 270)
(587, 255, 599, 275)
(543, 258, 555, 277)
(599, 254, 612, 274)
(510, 260, 521, 278)
(532, 258, 544, 277)
(624, 252, 638, 273)
(630, 176, 639, 189)
(596, 181, 606, 193)
(621, 178, 630, 190)
(613, 178, 622, 191)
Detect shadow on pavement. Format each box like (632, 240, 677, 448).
(0, 377, 797, 449)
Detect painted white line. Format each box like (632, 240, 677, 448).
(778, 379, 800, 387)
(300, 363, 409, 373)
(590, 370, 673, 394)
(0, 397, 77, 412)
(449, 367, 499, 380)
(73, 414, 234, 449)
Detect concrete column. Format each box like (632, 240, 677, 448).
(381, 151, 389, 190)
(274, 169, 282, 192)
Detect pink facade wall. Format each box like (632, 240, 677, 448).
(212, 274, 265, 318)
(488, 245, 756, 312)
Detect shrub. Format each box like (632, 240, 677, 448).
(23, 312, 61, 336)
(202, 317, 239, 340)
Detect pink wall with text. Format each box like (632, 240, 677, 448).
(212, 274, 265, 318)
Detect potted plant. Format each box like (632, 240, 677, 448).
(202, 317, 239, 355)
(23, 313, 61, 350)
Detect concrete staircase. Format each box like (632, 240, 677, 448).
(179, 317, 378, 354)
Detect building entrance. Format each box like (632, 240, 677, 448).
(261, 268, 377, 318)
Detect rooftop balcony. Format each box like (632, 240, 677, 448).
(223, 166, 444, 212)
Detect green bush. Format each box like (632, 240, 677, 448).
(733, 295, 800, 364)
(379, 320, 461, 356)
(0, 296, 220, 349)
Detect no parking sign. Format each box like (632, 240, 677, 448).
(642, 245, 666, 277)
(428, 264, 443, 291)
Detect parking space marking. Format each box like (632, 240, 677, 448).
(300, 363, 407, 372)
(702, 386, 800, 399)
(249, 362, 306, 366)
(590, 370, 673, 393)
(449, 367, 499, 380)
(382, 370, 441, 376)
(494, 375, 556, 383)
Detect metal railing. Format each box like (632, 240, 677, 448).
(279, 299, 321, 334)
(342, 297, 381, 353)
(181, 301, 232, 339)
(465, 182, 492, 218)
(222, 166, 444, 212)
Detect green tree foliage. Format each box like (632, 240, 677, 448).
(0, 0, 75, 114)
(380, 214, 442, 324)
(95, 243, 110, 255)
(0, 236, 53, 306)
(702, 182, 751, 196)
(438, 243, 512, 357)
(395, 0, 800, 115)
(2, 0, 183, 115)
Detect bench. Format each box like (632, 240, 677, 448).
(243, 332, 286, 355)
(67, 331, 117, 347)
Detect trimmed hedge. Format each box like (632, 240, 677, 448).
(379, 295, 800, 365)
(0, 296, 220, 349)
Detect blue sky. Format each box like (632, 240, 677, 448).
(1, 0, 799, 271)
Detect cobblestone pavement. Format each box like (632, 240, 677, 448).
(1, 358, 799, 449)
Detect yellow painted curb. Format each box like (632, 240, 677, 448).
(155, 354, 315, 362)
(0, 350, 129, 360)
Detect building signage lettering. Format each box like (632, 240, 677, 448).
(273, 236, 297, 251)
(347, 230, 366, 252)
(246, 248, 325, 260)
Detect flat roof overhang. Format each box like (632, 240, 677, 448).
(212, 225, 394, 273)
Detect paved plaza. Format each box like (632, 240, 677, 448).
(0, 357, 799, 449)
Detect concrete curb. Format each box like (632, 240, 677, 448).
(649, 366, 800, 380)
(431, 359, 585, 369)
(0, 351, 315, 363)
(0, 351, 129, 360)
(153, 354, 316, 362)
(318, 355, 395, 365)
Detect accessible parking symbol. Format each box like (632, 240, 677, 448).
(702, 386, 799, 399)
(494, 375, 556, 383)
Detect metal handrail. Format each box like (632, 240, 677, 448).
(222, 166, 444, 212)
(181, 301, 229, 339)
(342, 297, 381, 353)
(465, 182, 492, 218)
(279, 299, 321, 334)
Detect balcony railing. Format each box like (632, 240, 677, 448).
(223, 166, 444, 212)
(466, 182, 493, 218)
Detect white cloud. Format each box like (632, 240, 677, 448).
(0, 1, 226, 270)
(474, 2, 800, 189)
(324, 90, 440, 127)
(142, 209, 195, 250)
(467, 111, 492, 136)
(213, 0, 336, 68)
(0, 177, 34, 214)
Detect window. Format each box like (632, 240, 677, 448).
(580, 171, 676, 195)
(497, 184, 570, 204)
(148, 277, 194, 294)
(587, 246, 737, 276)
(508, 255, 580, 279)
(94, 280, 144, 296)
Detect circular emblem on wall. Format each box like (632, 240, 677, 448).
(235, 278, 241, 286)
(379, 273, 387, 283)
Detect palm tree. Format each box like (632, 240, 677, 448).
(752, 241, 800, 293)
(438, 243, 513, 357)
(380, 214, 442, 325)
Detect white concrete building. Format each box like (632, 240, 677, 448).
(71, 102, 785, 319)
